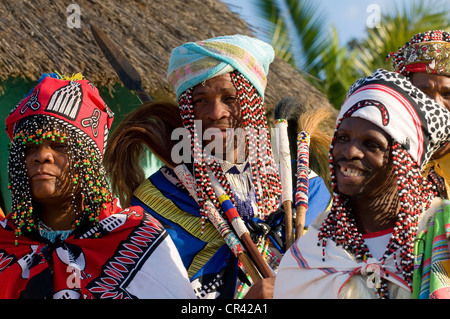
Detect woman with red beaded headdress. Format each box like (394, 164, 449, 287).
(0, 72, 195, 299)
(105, 35, 284, 299)
(274, 69, 450, 299)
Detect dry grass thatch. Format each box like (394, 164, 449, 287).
(0, 0, 335, 118)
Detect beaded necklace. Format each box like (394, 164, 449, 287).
(38, 220, 73, 243)
(428, 168, 447, 199)
(215, 160, 257, 222)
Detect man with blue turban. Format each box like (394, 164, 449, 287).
(105, 35, 284, 299)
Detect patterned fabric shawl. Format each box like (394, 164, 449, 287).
(0, 200, 194, 299)
(132, 167, 239, 299)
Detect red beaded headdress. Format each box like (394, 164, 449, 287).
(387, 30, 450, 78)
(6, 73, 114, 155)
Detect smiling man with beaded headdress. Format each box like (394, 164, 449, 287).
(104, 35, 285, 299)
(0, 72, 195, 299)
(274, 68, 450, 299)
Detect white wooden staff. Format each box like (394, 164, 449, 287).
(275, 118, 294, 249)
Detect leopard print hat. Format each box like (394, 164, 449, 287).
(339, 68, 450, 170)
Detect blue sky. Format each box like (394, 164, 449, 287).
(223, 0, 409, 45)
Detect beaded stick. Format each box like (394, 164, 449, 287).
(173, 164, 264, 283)
(295, 131, 310, 239)
(209, 177, 274, 279)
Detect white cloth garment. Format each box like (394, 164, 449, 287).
(273, 213, 410, 299)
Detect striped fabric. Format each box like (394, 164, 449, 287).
(133, 177, 224, 278)
(274, 224, 410, 298)
(131, 168, 239, 299)
(413, 200, 450, 298)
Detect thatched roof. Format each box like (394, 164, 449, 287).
(0, 0, 334, 117)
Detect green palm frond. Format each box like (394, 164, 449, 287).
(253, 0, 450, 109)
(271, 14, 295, 65)
(320, 26, 358, 107)
(255, 0, 329, 75)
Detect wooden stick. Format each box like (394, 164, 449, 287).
(204, 201, 263, 283)
(210, 179, 274, 279)
(295, 205, 307, 238)
(283, 201, 293, 247)
(240, 232, 273, 278)
(239, 252, 262, 283)
(224, 211, 274, 278)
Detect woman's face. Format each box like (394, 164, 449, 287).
(25, 139, 70, 203)
(332, 117, 393, 197)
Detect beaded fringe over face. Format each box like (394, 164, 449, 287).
(8, 115, 113, 245)
(318, 68, 450, 298)
(318, 133, 437, 299)
(178, 71, 281, 229)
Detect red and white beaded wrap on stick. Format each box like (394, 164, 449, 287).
(173, 164, 263, 283)
(295, 131, 310, 239)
